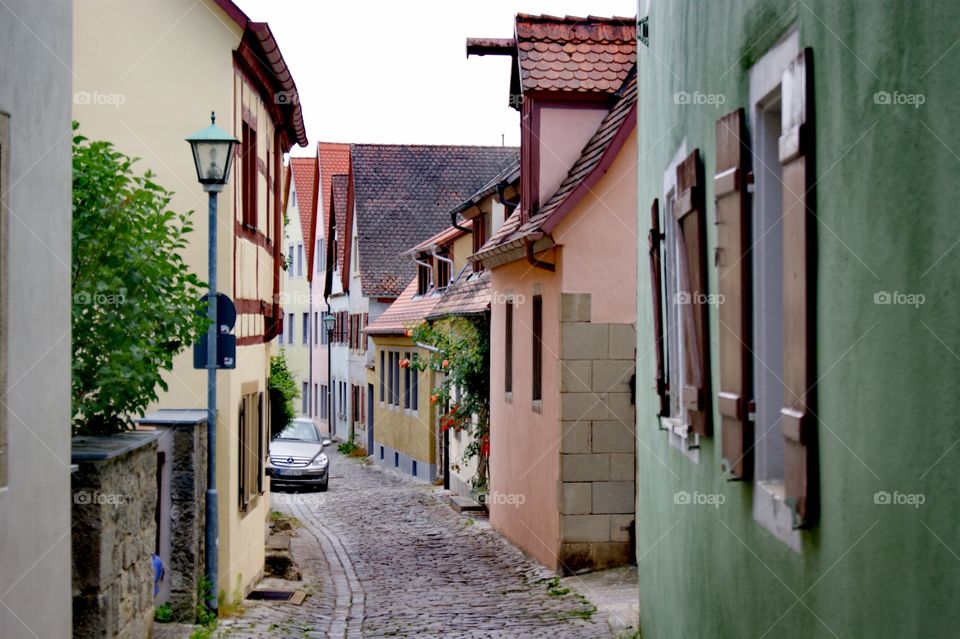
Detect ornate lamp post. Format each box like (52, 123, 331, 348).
(186, 112, 238, 611)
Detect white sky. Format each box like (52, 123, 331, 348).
(232, 0, 637, 154)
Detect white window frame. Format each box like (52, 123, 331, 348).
(748, 28, 801, 551)
(659, 140, 700, 463)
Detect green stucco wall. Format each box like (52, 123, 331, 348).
(635, 2, 960, 636)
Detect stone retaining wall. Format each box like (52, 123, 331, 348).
(72, 431, 160, 639)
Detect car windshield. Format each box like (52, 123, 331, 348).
(275, 421, 319, 442)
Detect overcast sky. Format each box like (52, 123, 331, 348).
(232, 0, 636, 154)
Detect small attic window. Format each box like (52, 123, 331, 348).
(416, 259, 432, 296)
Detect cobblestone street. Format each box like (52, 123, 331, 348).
(215, 450, 615, 638)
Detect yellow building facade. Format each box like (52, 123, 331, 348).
(73, 0, 307, 600)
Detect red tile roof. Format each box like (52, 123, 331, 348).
(515, 14, 636, 94)
(289, 157, 316, 250)
(428, 270, 491, 320)
(402, 220, 472, 257)
(318, 142, 351, 234)
(472, 68, 638, 267)
(364, 276, 442, 336)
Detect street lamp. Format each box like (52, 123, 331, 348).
(186, 111, 238, 612)
(323, 313, 336, 437)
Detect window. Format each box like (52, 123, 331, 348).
(316, 240, 320, 272)
(532, 295, 543, 402)
(297, 244, 303, 277)
(411, 355, 419, 411)
(314, 312, 318, 345)
(302, 312, 309, 345)
(504, 299, 514, 394)
(287, 313, 295, 345)
(238, 391, 263, 511)
(241, 122, 257, 228)
(332, 229, 338, 272)
(404, 351, 411, 409)
(394, 351, 401, 406)
(380, 350, 386, 402)
(302, 382, 309, 414)
(387, 352, 395, 407)
(313, 383, 318, 416)
(416, 260, 431, 296)
(435, 253, 451, 290)
(352, 235, 359, 275)
(288, 243, 294, 271)
(320, 384, 328, 420)
(291, 189, 297, 207)
(472, 214, 488, 272)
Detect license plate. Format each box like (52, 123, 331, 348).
(275, 468, 303, 477)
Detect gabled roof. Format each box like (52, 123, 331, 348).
(515, 14, 636, 95)
(329, 173, 350, 280)
(428, 269, 492, 320)
(214, 0, 307, 149)
(402, 219, 472, 257)
(364, 276, 442, 336)
(451, 160, 521, 218)
(289, 157, 316, 247)
(351, 144, 518, 298)
(472, 68, 638, 267)
(317, 142, 351, 236)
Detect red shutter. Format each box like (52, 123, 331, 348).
(715, 109, 753, 479)
(673, 149, 712, 436)
(780, 48, 817, 527)
(647, 198, 669, 418)
(362, 313, 369, 353)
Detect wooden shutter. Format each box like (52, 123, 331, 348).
(238, 397, 246, 510)
(257, 391, 265, 494)
(673, 149, 712, 436)
(647, 199, 669, 418)
(780, 48, 817, 527)
(715, 109, 753, 479)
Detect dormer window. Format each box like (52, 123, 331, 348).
(416, 257, 432, 296)
(434, 250, 451, 291)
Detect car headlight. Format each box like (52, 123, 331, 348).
(310, 453, 328, 468)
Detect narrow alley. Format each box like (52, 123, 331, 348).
(216, 450, 622, 639)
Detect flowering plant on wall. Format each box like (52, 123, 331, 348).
(409, 316, 490, 496)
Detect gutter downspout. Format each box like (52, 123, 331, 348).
(525, 233, 555, 272)
(451, 210, 471, 234)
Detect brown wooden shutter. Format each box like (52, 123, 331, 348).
(647, 199, 669, 418)
(257, 391, 265, 494)
(362, 313, 369, 352)
(673, 149, 712, 436)
(780, 48, 817, 527)
(714, 109, 753, 479)
(238, 397, 246, 510)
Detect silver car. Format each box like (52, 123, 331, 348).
(266, 419, 331, 491)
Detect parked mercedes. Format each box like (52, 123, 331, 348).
(266, 419, 331, 491)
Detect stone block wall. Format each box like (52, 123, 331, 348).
(72, 431, 160, 639)
(138, 410, 208, 622)
(557, 292, 636, 574)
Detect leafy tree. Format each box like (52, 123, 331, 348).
(410, 316, 490, 495)
(72, 123, 209, 435)
(268, 349, 300, 437)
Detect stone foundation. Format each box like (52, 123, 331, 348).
(557, 292, 636, 574)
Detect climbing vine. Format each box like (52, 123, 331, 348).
(409, 316, 490, 495)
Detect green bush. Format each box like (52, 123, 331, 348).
(268, 350, 300, 436)
(72, 123, 209, 435)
